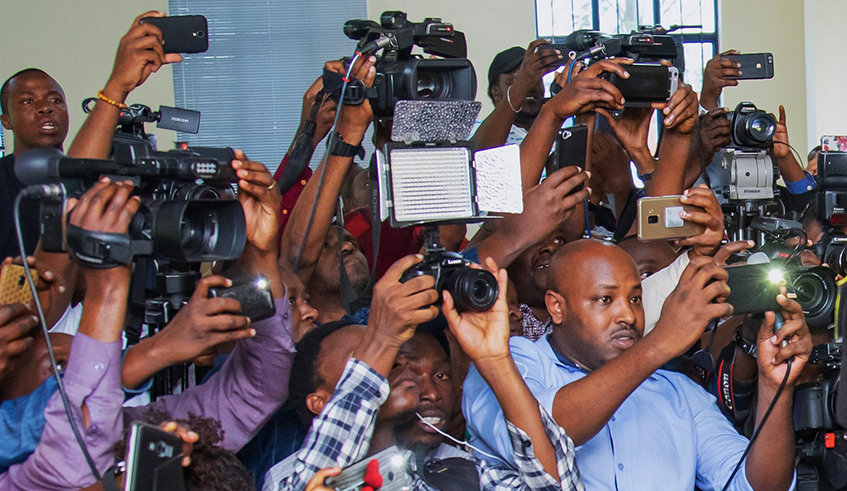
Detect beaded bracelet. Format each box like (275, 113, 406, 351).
(97, 90, 128, 109)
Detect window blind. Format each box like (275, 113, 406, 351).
(169, 0, 368, 173)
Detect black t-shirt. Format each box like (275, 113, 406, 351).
(0, 154, 41, 261)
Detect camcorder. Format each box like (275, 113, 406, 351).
(794, 342, 846, 491)
(15, 102, 246, 266)
(324, 11, 476, 119)
(725, 217, 837, 329)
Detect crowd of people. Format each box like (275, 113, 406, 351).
(0, 8, 836, 491)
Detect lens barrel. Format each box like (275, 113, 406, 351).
(149, 199, 246, 262)
(790, 266, 838, 329)
(441, 267, 498, 313)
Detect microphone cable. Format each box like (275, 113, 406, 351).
(14, 185, 102, 481)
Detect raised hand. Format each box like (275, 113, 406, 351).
(658, 83, 698, 134)
(0, 304, 38, 381)
(678, 184, 725, 257)
(698, 107, 732, 156)
(700, 50, 742, 110)
(756, 288, 812, 389)
(233, 150, 280, 255)
(102, 11, 183, 104)
(546, 59, 631, 119)
(507, 40, 563, 104)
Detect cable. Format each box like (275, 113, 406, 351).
(14, 189, 102, 481)
(772, 141, 807, 171)
(718, 358, 793, 491)
(415, 413, 501, 460)
(292, 51, 362, 273)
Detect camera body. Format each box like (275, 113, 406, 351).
(728, 102, 777, 149)
(718, 102, 779, 202)
(336, 11, 476, 119)
(817, 152, 847, 228)
(399, 250, 497, 313)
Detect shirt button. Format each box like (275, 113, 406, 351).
(283, 313, 289, 320)
(301, 180, 307, 186)
(93, 362, 105, 372)
(611, 416, 616, 422)
(618, 464, 624, 471)
(282, 209, 288, 215)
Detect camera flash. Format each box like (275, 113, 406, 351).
(256, 278, 269, 290)
(768, 268, 784, 284)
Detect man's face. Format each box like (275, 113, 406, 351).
(547, 241, 645, 371)
(0, 72, 69, 154)
(313, 227, 369, 293)
(493, 68, 544, 119)
(383, 334, 454, 450)
(279, 266, 319, 342)
(507, 231, 566, 308)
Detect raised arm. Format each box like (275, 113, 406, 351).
(67, 11, 181, 159)
(279, 56, 375, 286)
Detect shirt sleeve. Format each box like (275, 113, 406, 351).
(642, 251, 690, 335)
(479, 404, 583, 491)
(684, 375, 796, 491)
(0, 333, 124, 490)
(783, 171, 817, 195)
(267, 358, 389, 491)
(125, 296, 296, 452)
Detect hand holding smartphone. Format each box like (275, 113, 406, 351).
(723, 53, 774, 80)
(0, 263, 38, 306)
(637, 195, 706, 241)
(139, 15, 209, 54)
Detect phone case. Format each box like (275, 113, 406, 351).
(208, 277, 275, 321)
(124, 422, 185, 491)
(637, 195, 706, 241)
(725, 263, 782, 314)
(603, 64, 679, 107)
(139, 15, 208, 54)
(0, 264, 37, 305)
(548, 124, 589, 195)
(724, 53, 774, 80)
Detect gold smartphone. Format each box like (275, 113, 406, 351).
(0, 263, 37, 305)
(637, 195, 706, 241)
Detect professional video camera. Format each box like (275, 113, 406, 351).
(328, 11, 476, 118)
(727, 217, 837, 329)
(15, 101, 245, 266)
(795, 342, 846, 491)
(556, 25, 682, 63)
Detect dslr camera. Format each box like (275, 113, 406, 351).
(15, 102, 246, 266)
(718, 102, 779, 202)
(328, 11, 477, 118)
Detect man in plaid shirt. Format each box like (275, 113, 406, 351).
(263, 256, 582, 491)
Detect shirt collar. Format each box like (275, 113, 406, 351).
(540, 334, 587, 373)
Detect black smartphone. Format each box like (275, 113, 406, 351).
(725, 263, 782, 315)
(602, 63, 680, 107)
(535, 43, 570, 68)
(124, 422, 185, 491)
(139, 15, 208, 54)
(723, 53, 774, 80)
(547, 124, 589, 195)
(209, 276, 276, 321)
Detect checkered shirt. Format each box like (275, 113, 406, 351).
(263, 358, 582, 491)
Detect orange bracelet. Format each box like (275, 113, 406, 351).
(97, 90, 128, 109)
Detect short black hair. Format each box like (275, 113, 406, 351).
(0, 68, 50, 116)
(288, 319, 356, 425)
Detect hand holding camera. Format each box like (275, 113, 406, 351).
(659, 83, 698, 134)
(442, 257, 511, 366)
(650, 256, 732, 360)
(103, 11, 183, 104)
(510, 39, 562, 99)
(335, 55, 377, 139)
(756, 289, 812, 389)
(698, 107, 732, 156)
(233, 151, 280, 256)
(546, 58, 630, 120)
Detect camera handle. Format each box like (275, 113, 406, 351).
(722, 199, 782, 247)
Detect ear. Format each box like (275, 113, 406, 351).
(1, 113, 11, 131)
(489, 85, 502, 105)
(546, 290, 566, 325)
(306, 390, 329, 416)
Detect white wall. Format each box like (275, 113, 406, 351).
(804, 0, 847, 155)
(0, 0, 173, 153)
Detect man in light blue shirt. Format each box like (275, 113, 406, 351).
(464, 240, 810, 491)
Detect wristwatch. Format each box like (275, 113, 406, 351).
(330, 132, 364, 158)
(733, 328, 757, 358)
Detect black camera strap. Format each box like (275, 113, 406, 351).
(66, 223, 153, 269)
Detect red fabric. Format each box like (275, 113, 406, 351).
(343, 207, 424, 280)
(363, 459, 383, 490)
(273, 154, 313, 254)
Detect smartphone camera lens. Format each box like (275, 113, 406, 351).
(648, 215, 659, 224)
(194, 30, 205, 38)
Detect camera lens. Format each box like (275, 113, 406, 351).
(824, 242, 847, 277)
(179, 203, 216, 257)
(790, 266, 837, 329)
(415, 70, 449, 99)
(746, 114, 776, 143)
(442, 267, 498, 313)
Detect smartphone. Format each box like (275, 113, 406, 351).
(725, 263, 782, 314)
(325, 446, 413, 491)
(208, 276, 276, 321)
(603, 63, 680, 107)
(723, 53, 774, 80)
(637, 195, 706, 241)
(139, 15, 208, 54)
(124, 422, 185, 491)
(0, 263, 37, 306)
(547, 124, 589, 194)
(535, 43, 570, 68)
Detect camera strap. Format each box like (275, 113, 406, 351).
(66, 223, 153, 269)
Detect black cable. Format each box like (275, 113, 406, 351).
(291, 51, 362, 273)
(719, 358, 793, 491)
(772, 141, 807, 172)
(14, 189, 102, 481)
